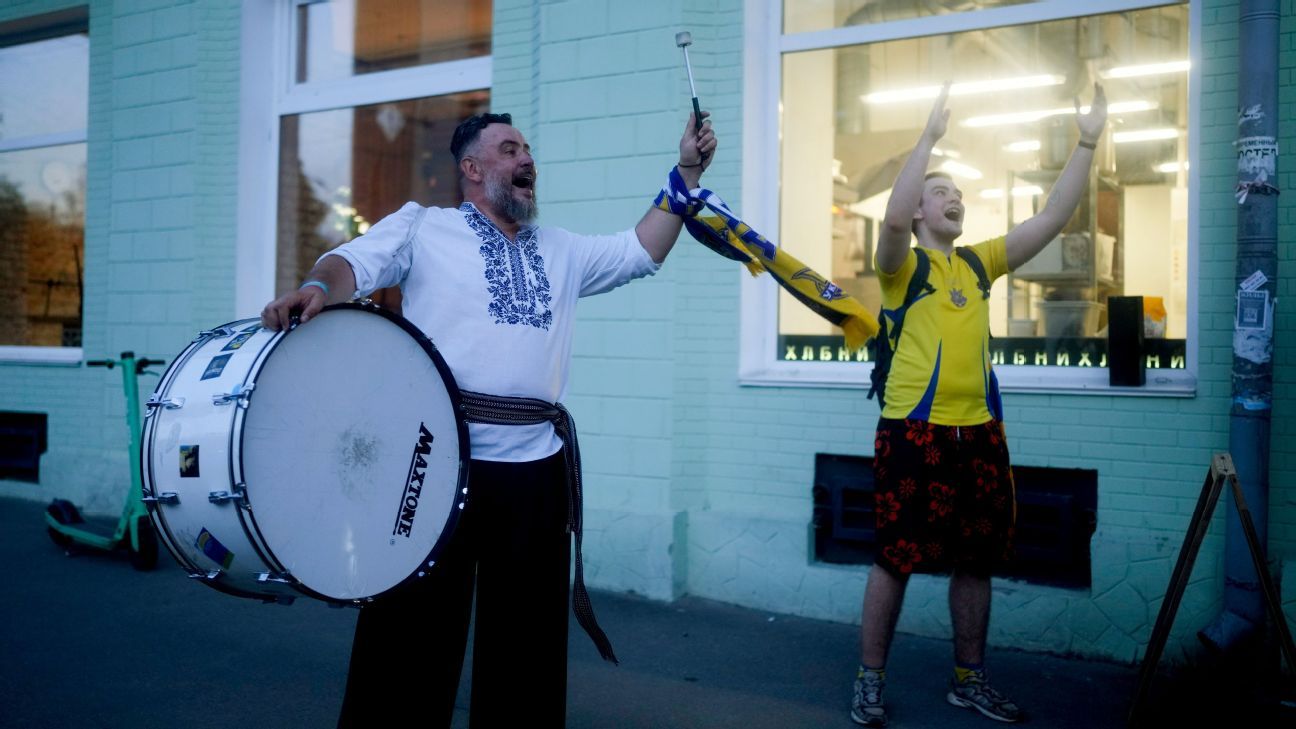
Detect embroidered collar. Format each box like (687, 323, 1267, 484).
(458, 202, 536, 241)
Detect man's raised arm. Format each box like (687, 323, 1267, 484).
(1004, 83, 1109, 270)
(876, 83, 950, 274)
(635, 111, 718, 263)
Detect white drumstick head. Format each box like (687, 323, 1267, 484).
(675, 31, 692, 48)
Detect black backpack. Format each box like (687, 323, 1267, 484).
(867, 247, 991, 408)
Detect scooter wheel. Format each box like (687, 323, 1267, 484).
(129, 516, 159, 571)
(46, 499, 84, 548)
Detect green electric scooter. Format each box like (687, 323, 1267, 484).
(45, 351, 163, 571)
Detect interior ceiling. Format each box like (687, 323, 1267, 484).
(827, 5, 1187, 199)
(353, 0, 491, 65)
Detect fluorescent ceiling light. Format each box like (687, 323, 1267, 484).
(979, 185, 1045, 199)
(938, 160, 983, 180)
(862, 74, 1065, 104)
(963, 100, 1157, 128)
(931, 146, 962, 159)
(1004, 140, 1041, 152)
(1102, 60, 1191, 79)
(1154, 161, 1190, 173)
(1114, 128, 1179, 143)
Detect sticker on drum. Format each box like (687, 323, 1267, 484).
(142, 303, 470, 605)
(200, 354, 232, 380)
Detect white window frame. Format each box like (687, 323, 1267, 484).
(0, 35, 88, 366)
(234, 0, 493, 318)
(740, 0, 1200, 395)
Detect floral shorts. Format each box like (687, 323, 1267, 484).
(872, 418, 1016, 576)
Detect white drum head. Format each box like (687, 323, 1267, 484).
(240, 306, 466, 601)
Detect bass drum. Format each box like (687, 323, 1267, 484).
(141, 303, 469, 604)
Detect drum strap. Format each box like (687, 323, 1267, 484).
(458, 390, 618, 665)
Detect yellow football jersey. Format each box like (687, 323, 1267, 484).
(877, 237, 1008, 425)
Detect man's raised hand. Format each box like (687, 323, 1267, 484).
(1075, 82, 1108, 144)
(922, 82, 952, 143)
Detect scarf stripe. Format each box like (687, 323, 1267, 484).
(655, 171, 879, 350)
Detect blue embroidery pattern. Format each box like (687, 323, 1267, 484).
(461, 203, 552, 330)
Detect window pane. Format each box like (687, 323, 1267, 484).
(778, 5, 1189, 369)
(297, 0, 492, 83)
(0, 33, 88, 141)
(0, 144, 87, 347)
(277, 90, 490, 299)
(784, 0, 1038, 34)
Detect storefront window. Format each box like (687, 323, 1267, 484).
(777, 3, 1189, 372)
(275, 1, 492, 309)
(277, 91, 489, 298)
(785, 0, 1039, 34)
(0, 30, 88, 349)
(296, 0, 491, 83)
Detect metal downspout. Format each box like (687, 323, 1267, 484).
(1198, 0, 1280, 654)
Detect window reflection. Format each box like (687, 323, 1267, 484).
(0, 25, 88, 350)
(778, 5, 1189, 369)
(297, 0, 491, 83)
(784, 0, 1037, 34)
(276, 91, 490, 306)
(0, 145, 87, 347)
(0, 33, 88, 140)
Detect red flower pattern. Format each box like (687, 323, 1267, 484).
(882, 539, 924, 573)
(927, 482, 955, 521)
(972, 458, 998, 493)
(898, 478, 917, 498)
(875, 491, 901, 525)
(905, 421, 936, 448)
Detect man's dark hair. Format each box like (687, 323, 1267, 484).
(912, 170, 955, 235)
(451, 112, 513, 164)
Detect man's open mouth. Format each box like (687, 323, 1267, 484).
(944, 208, 963, 222)
(512, 170, 535, 189)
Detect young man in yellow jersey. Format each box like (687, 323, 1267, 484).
(851, 83, 1108, 726)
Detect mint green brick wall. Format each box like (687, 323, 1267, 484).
(0, 0, 242, 511)
(1275, 0, 1296, 632)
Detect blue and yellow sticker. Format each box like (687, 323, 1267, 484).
(196, 528, 234, 570)
(200, 354, 232, 380)
(222, 332, 255, 351)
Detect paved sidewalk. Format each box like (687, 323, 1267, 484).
(1, 495, 1285, 728)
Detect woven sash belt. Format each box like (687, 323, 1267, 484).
(458, 390, 618, 664)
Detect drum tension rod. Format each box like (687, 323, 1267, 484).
(208, 489, 246, 506)
(212, 383, 255, 408)
(142, 492, 179, 505)
(194, 326, 236, 341)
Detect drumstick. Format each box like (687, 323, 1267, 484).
(675, 31, 708, 163)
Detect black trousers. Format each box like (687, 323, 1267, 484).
(338, 451, 571, 728)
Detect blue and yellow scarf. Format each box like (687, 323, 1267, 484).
(655, 168, 878, 349)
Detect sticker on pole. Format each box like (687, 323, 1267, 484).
(1238, 270, 1268, 292)
(1236, 290, 1269, 331)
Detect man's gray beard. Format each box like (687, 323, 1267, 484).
(485, 173, 538, 224)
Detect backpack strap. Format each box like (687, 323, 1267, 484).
(890, 249, 935, 345)
(867, 250, 935, 405)
(954, 246, 991, 300)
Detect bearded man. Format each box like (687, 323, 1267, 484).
(262, 110, 716, 728)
